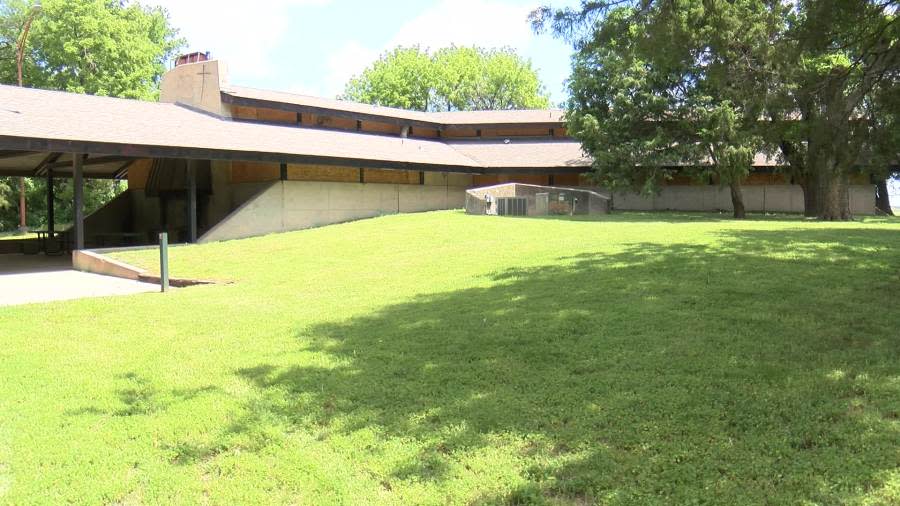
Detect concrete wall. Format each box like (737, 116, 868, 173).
(610, 184, 876, 214)
(84, 190, 133, 237)
(466, 183, 610, 216)
(159, 60, 230, 117)
(200, 177, 471, 243)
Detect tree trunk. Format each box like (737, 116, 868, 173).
(781, 140, 817, 216)
(799, 177, 818, 217)
(730, 181, 746, 219)
(875, 179, 894, 215)
(818, 168, 851, 220)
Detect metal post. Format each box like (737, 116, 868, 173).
(186, 160, 197, 243)
(159, 232, 169, 293)
(46, 170, 54, 233)
(73, 153, 84, 250)
(18, 177, 27, 233)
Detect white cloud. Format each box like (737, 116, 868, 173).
(320, 0, 533, 97)
(321, 41, 378, 98)
(149, 0, 331, 79)
(388, 0, 532, 51)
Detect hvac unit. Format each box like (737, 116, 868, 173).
(496, 197, 527, 216)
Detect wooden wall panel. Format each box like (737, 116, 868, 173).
(411, 127, 440, 138)
(360, 121, 402, 135)
(499, 174, 550, 185)
(231, 161, 280, 183)
(578, 174, 595, 186)
(551, 173, 581, 186)
(444, 128, 480, 138)
(256, 107, 297, 124)
(126, 159, 154, 190)
(231, 105, 295, 124)
(364, 169, 419, 184)
(481, 127, 551, 137)
(231, 105, 258, 120)
(287, 164, 360, 182)
(306, 113, 357, 131)
(473, 175, 500, 186)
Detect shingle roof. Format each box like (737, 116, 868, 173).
(0, 85, 588, 176)
(221, 85, 567, 128)
(431, 109, 566, 125)
(446, 138, 590, 168)
(223, 85, 432, 124)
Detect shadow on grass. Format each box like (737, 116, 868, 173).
(234, 228, 900, 504)
(64, 373, 219, 418)
(525, 210, 812, 223)
(527, 210, 900, 224)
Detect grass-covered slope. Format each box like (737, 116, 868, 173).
(1, 211, 899, 505)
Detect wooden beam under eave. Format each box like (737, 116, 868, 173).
(45, 154, 134, 171)
(32, 152, 63, 176)
(113, 160, 134, 180)
(0, 150, 37, 160)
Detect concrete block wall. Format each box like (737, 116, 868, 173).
(200, 177, 470, 243)
(611, 184, 876, 214)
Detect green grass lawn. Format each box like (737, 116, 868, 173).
(1, 211, 899, 505)
(0, 232, 37, 241)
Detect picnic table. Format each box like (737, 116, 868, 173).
(31, 230, 68, 255)
(93, 232, 145, 248)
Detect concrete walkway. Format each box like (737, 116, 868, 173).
(0, 254, 160, 307)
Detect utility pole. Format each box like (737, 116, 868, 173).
(14, 1, 42, 234)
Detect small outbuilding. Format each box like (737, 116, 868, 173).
(465, 183, 611, 217)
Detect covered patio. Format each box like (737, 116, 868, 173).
(0, 149, 203, 252)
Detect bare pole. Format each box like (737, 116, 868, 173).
(73, 153, 84, 250)
(14, 2, 42, 234)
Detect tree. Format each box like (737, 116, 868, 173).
(536, 1, 777, 218)
(533, 0, 899, 220)
(773, 1, 899, 220)
(343, 46, 550, 112)
(0, 0, 184, 231)
(862, 75, 899, 215)
(1, 0, 183, 98)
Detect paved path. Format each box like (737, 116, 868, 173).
(0, 254, 159, 307)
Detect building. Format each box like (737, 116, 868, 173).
(0, 57, 877, 249)
(465, 183, 610, 216)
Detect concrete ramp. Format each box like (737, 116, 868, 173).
(0, 254, 158, 307)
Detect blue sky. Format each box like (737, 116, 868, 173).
(149, 0, 578, 106)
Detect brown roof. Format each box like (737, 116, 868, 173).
(446, 138, 590, 168)
(221, 85, 567, 128)
(223, 85, 433, 124)
(0, 85, 586, 177)
(431, 109, 566, 125)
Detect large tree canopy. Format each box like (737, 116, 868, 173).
(0, 0, 183, 98)
(343, 46, 551, 112)
(0, 0, 184, 231)
(533, 0, 899, 220)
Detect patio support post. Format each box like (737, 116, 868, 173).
(73, 153, 84, 250)
(46, 170, 54, 234)
(186, 159, 197, 243)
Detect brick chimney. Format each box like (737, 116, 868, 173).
(175, 51, 210, 67)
